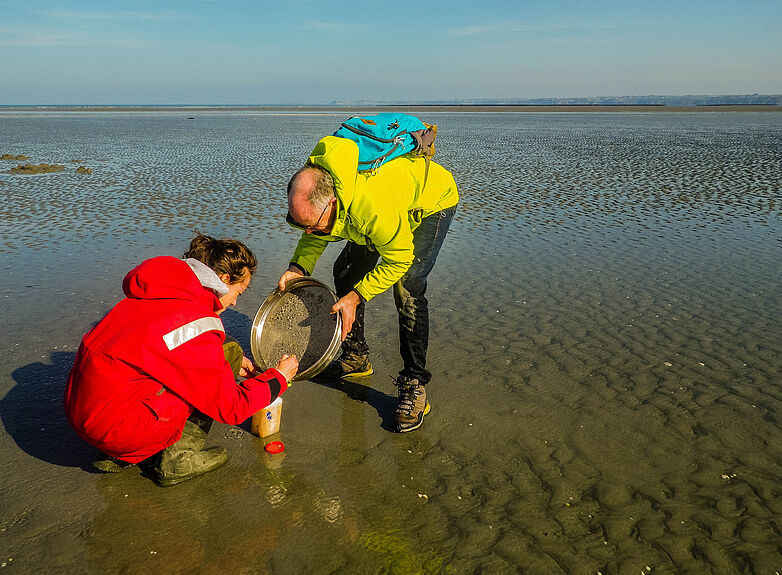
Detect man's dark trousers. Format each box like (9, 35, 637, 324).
(333, 205, 457, 385)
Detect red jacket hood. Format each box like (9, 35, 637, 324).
(122, 256, 222, 312)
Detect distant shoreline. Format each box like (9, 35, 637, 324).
(1, 104, 780, 113)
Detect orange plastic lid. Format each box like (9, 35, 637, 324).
(265, 441, 285, 454)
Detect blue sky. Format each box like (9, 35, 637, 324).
(0, 0, 780, 104)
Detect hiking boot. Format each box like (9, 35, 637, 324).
(393, 377, 430, 433)
(314, 350, 373, 381)
(93, 452, 134, 473)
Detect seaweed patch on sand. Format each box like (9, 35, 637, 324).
(9, 163, 66, 174)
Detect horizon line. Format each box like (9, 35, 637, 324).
(2, 94, 782, 109)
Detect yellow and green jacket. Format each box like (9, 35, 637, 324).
(290, 136, 459, 301)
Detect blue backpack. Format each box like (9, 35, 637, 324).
(333, 113, 437, 174)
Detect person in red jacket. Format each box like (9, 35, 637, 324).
(64, 234, 299, 486)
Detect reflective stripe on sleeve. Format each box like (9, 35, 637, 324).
(162, 317, 225, 350)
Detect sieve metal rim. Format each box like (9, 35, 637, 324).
(250, 277, 342, 381)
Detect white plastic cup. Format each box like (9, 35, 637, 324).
(252, 397, 282, 437)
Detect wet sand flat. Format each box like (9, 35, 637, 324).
(3, 104, 781, 113)
(0, 111, 781, 573)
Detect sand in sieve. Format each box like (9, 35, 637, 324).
(258, 285, 337, 372)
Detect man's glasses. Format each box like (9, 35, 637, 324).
(286, 201, 330, 235)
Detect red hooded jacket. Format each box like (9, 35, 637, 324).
(64, 256, 287, 463)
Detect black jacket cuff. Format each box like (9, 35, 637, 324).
(268, 377, 283, 401)
(289, 262, 309, 276)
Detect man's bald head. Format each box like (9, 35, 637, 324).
(287, 165, 337, 230)
(287, 165, 335, 208)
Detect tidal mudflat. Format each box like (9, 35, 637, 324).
(1, 110, 780, 573)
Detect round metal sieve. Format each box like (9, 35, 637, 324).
(250, 277, 342, 381)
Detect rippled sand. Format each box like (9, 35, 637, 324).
(0, 111, 781, 573)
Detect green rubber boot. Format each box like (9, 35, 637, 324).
(93, 452, 135, 473)
(151, 413, 228, 487)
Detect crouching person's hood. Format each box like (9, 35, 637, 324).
(121, 256, 224, 311)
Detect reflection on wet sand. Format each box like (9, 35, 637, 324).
(0, 111, 780, 573)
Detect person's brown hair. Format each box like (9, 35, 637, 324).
(183, 233, 257, 283)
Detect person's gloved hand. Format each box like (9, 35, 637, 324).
(275, 353, 299, 383)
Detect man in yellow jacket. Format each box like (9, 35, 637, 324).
(279, 134, 459, 432)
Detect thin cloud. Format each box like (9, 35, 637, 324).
(41, 9, 196, 22)
(449, 22, 624, 36)
(300, 20, 358, 33)
(0, 27, 160, 48)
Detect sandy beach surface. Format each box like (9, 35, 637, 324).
(1, 110, 781, 573)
